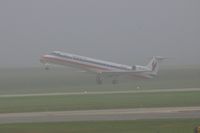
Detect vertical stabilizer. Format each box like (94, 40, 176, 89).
(146, 56, 165, 75)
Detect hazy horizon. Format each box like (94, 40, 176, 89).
(0, 0, 199, 67)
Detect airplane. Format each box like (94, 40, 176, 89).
(40, 51, 165, 84)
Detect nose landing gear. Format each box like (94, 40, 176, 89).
(44, 64, 50, 70)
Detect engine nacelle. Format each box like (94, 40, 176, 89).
(132, 65, 137, 70)
(132, 65, 149, 71)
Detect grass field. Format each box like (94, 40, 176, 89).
(0, 119, 199, 133)
(0, 91, 200, 113)
(0, 67, 200, 132)
(0, 67, 200, 95)
(0, 67, 199, 113)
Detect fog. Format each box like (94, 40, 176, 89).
(0, 0, 199, 67)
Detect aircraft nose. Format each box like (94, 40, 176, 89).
(42, 54, 48, 58)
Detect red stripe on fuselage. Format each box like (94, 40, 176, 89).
(41, 55, 111, 72)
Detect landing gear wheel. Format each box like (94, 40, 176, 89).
(45, 66, 49, 70)
(112, 79, 118, 84)
(96, 74, 103, 85)
(44, 64, 50, 70)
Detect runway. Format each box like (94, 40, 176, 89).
(0, 106, 200, 124)
(0, 88, 199, 98)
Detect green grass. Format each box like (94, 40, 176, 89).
(0, 119, 199, 133)
(0, 91, 200, 113)
(0, 67, 199, 132)
(0, 67, 199, 113)
(0, 67, 200, 95)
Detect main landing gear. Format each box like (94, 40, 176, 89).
(112, 79, 118, 84)
(96, 74, 103, 84)
(96, 74, 119, 85)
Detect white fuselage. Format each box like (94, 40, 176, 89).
(40, 51, 162, 82)
(40, 51, 133, 73)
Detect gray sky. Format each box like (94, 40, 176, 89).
(0, 0, 199, 67)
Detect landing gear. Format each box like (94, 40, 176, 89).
(44, 64, 50, 70)
(112, 79, 118, 84)
(96, 74, 103, 84)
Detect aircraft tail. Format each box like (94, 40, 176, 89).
(146, 56, 166, 75)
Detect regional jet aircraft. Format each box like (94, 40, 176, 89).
(40, 51, 165, 84)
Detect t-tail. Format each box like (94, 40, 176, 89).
(146, 56, 166, 76)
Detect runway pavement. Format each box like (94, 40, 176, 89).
(0, 106, 200, 124)
(0, 88, 199, 98)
